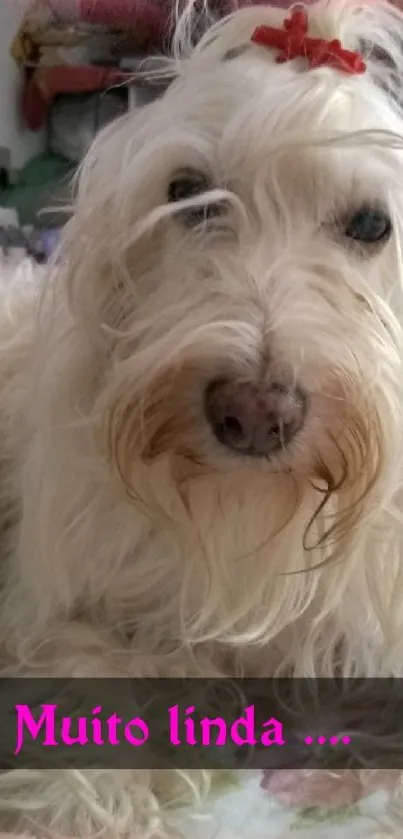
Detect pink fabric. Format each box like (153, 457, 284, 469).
(78, 1, 289, 29)
(75, 0, 290, 47)
(80, 0, 165, 25)
(90, 0, 177, 47)
(79, 0, 172, 43)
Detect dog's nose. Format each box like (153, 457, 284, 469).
(205, 379, 306, 457)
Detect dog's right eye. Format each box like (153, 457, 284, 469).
(344, 207, 392, 244)
(168, 169, 223, 226)
(168, 170, 209, 203)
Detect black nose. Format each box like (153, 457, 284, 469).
(205, 379, 306, 457)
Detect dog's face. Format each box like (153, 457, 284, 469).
(67, 1, 403, 549)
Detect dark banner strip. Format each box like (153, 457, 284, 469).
(1, 678, 402, 769)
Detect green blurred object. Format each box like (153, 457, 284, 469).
(0, 152, 75, 228)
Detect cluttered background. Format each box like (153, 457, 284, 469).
(0, 0, 280, 264)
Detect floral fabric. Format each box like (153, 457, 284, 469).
(174, 770, 403, 839)
(0, 771, 400, 838)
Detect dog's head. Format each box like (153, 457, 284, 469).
(63, 0, 403, 561)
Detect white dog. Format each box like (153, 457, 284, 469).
(1, 0, 403, 834)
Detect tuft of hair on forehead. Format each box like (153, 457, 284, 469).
(171, 0, 403, 108)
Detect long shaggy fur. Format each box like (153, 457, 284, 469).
(1, 0, 403, 834)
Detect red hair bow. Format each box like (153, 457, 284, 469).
(251, 8, 366, 74)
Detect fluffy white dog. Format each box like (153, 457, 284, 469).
(1, 0, 403, 834)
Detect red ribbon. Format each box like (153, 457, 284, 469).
(251, 8, 366, 74)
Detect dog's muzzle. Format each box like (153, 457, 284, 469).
(205, 378, 307, 457)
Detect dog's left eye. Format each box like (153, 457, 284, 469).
(168, 169, 224, 226)
(344, 208, 392, 244)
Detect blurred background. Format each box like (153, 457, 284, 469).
(0, 0, 310, 263)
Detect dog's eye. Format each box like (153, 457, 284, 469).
(344, 208, 392, 244)
(168, 170, 209, 203)
(168, 169, 224, 226)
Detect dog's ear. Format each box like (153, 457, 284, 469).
(346, 1, 403, 108)
(300, 0, 403, 110)
(360, 39, 402, 106)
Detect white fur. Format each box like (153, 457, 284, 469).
(1, 0, 403, 834)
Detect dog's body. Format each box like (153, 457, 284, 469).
(1, 0, 403, 833)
